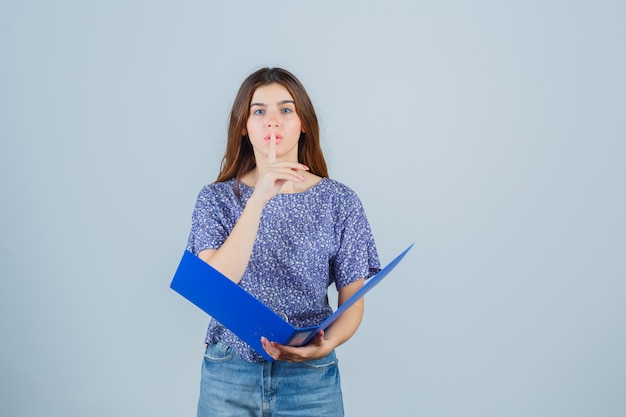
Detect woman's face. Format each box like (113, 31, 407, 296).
(245, 83, 302, 162)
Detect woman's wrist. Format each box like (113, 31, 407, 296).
(246, 193, 268, 211)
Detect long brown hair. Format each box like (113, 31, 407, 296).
(215, 67, 328, 182)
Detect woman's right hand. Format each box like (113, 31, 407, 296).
(250, 132, 309, 203)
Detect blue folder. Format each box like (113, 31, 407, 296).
(170, 244, 413, 361)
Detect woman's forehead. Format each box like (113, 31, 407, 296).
(251, 83, 294, 102)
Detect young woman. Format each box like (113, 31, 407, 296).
(186, 67, 380, 416)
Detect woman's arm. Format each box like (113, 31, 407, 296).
(198, 134, 307, 283)
(261, 278, 366, 362)
(197, 196, 265, 284)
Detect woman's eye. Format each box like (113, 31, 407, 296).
(281, 108, 293, 113)
(253, 109, 265, 115)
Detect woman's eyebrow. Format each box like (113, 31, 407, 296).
(250, 100, 295, 107)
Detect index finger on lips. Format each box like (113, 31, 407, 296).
(268, 131, 277, 163)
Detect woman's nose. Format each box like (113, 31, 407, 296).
(266, 110, 279, 127)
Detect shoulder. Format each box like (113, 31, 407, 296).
(315, 178, 366, 214)
(197, 179, 236, 197)
(319, 178, 361, 200)
(194, 179, 244, 206)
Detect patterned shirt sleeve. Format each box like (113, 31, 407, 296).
(330, 186, 380, 290)
(186, 184, 235, 255)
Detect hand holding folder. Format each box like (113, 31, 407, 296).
(171, 244, 413, 361)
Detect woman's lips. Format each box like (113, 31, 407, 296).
(264, 133, 283, 142)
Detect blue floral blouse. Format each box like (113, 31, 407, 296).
(186, 177, 380, 361)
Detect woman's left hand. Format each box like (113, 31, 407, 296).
(260, 331, 332, 362)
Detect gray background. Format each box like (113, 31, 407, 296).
(1, 1, 625, 416)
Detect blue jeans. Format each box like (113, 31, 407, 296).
(197, 342, 344, 417)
